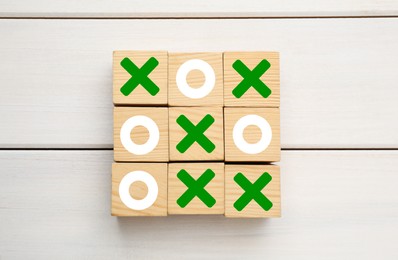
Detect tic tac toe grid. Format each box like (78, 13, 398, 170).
(112, 51, 280, 218)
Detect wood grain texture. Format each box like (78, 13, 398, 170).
(113, 51, 168, 105)
(0, 0, 397, 17)
(1, 150, 397, 258)
(225, 164, 280, 218)
(168, 52, 223, 106)
(224, 107, 280, 162)
(169, 107, 224, 161)
(168, 163, 224, 215)
(1, 19, 397, 148)
(114, 107, 169, 162)
(224, 52, 280, 107)
(112, 163, 168, 216)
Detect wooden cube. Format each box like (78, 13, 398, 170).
(224, 107, 280, 162)
(112, 163, 168, 216)
(169, 107, 224, 161)
(168, 52, 223, 106)
(224, 52, 279, 107)
(168, 163, 224, 215)
(113, 51, 168, 105)
(114, 107, 168, 162)
(225, 164, 280, 218)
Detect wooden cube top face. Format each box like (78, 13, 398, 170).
(113, 51, 168, 105)
(168, 163, 224, 215)
(112, 163, 167, 216)
(224, 107, 280, 162)
(224, 52, 280, 107)
(114, 107, 168, 162)
(169, 107, 224, 161)
(168, 53, 223, 106)
(225, 164, 280, 218)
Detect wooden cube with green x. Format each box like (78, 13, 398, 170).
(168, 163, 224, 214)
(225, 164, 280, 218)
(223, 52, 279, 107)
(113, 51, 168, 105)
(169, 107, 224, 161)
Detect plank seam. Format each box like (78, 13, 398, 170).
(0, 148, 397, 151)
(0, 16, 398, 20)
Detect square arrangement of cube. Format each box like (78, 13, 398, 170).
(112, 50, 281, 218)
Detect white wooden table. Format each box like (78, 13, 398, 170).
(1, 2, 398, 259)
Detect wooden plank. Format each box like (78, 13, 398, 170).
(0, 19, 398, 148)
(0, 0, 397, 17)
(0, 151, 397, 258)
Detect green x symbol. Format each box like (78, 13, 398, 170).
(232, 59, 272, 99)
(177, 169, 216, 208)
(119, 57, 160, 96)
(233, 172, 273, 211)
(176, 114, 215, 153)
